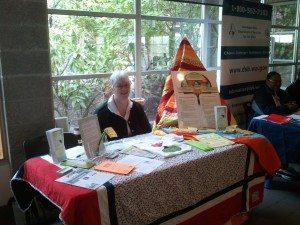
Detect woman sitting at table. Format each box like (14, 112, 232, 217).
(95, 70, 152, 140)
(250, 71, 298, 119)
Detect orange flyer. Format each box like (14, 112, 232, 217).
(94, 160, 134, 175)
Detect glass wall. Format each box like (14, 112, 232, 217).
(48, 0, 300, 127)
(264, 0, 300, 87)
(48, 0, 222, 126)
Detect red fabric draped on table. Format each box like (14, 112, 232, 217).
(233, 136, 281, 176)
(22, 158, 100, 225)
(153, 37, 236, 131)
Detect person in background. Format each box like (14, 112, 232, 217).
(286, 70, 300, 107)
(250, 71, 298, 119)
(250, 71, 300, 180)
(95, 70, 152, 140)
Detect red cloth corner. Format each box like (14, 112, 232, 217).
(233, 136, 281, 176)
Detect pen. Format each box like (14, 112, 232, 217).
(76, 153, 84, 158)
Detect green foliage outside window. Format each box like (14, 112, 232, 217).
(48, 0, 219, 125)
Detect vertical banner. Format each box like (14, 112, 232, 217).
(220, 0, 272, 127)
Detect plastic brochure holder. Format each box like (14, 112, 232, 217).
(46, 128, 67, 163)
(214, 106, 228, 130)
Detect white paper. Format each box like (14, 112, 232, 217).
(78, 115, 101, 159)
(66, 146, 86, 159)
(171, 71, 221, 129)
(254, 115, 268, 120)
(118, 155, 164, 174)
(289, 111, 300, 120)
(56, 168, 114, 190)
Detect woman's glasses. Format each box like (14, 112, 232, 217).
(115, 83, 131, 89)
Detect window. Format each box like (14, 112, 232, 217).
(264, 0, 300, 88)
(48, 0, 300, 127)
(48, 0, 222, 126)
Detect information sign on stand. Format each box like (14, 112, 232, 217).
(78, 115, 102, 159)
(171, 71, 221, 129)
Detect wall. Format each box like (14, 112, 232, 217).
(0, 164, 11, 206)
(0, 0, 54, 206)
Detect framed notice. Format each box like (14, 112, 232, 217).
(78, 115, 101, 159)
(171, 71, 221, 129)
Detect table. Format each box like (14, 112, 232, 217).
(248, 117, 300, 164)
(11, 133, 277, 225)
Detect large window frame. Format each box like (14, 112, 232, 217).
(48, 0, 300, 127)
(48, 0, 222, 125)
(263, 0, 300, 88)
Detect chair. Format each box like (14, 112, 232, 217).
(22, 135, 60, 224)
(23, 135, 50, 160)
(242, 101, 252, 129)
(63, 132, 81, 149)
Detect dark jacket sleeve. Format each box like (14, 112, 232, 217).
(94, 102, 129, 140)
(286, 80, 300, 105)
(128, 101, 152, 135)
(251, 84, 291, 116)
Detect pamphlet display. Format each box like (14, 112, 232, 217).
(78, 115, 102, 159)
(214, 106, 228, 130)
(46, 128, 67, 163)
(171, 71, 221, 129)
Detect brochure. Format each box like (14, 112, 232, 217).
(56, 168, 114, 190)
(121, 145, 157, 158)
(118, 155, 164, 174)
(94, 160, 135, 175)
(194, 133, 235, 148)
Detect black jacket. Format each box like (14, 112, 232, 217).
(250, 83, 291, 119)
(286, 79, 300, 106)
(95, 100, 152, 140)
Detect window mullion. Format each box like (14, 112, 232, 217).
(134, 0, 142, 97)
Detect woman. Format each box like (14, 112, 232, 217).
(95, 70, 152, 140)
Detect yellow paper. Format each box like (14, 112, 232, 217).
(104, 127, 118, 138)
(194, 133, 234, 148)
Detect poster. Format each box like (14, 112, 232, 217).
(220, 0, 272, 127)
(171, 71, 221, 129)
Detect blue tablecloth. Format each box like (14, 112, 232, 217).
(248, 118, 300, 164)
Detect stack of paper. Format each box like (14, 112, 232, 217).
(187, 133, 234, 151)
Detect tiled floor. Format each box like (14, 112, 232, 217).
(246, 174, 300, 225)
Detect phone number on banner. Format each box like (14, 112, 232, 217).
(232, 5, 269, 17)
